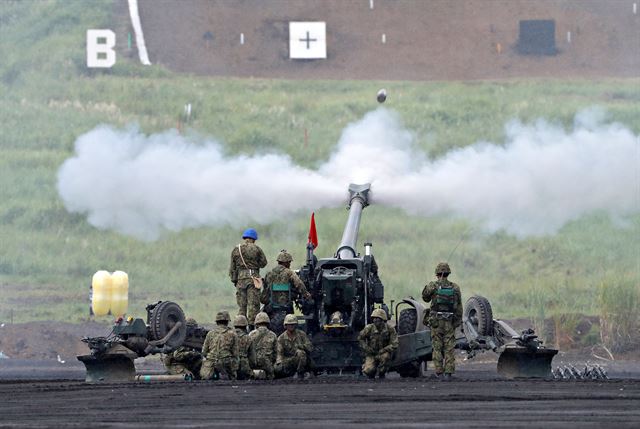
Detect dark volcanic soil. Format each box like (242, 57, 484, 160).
(1, 370, 639, 428)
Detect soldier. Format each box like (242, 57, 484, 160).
(200, 310, 239, 380)
(162, 318, 202, 379)
(234, 314, 252, 380)
(422, 262, 462, 379)
(358, 308, 398, 379)
(275, 314, 314, 379)
(263, 250, 312, 310)
(247, 312, 278, 380)
(229, 228, 268, 329)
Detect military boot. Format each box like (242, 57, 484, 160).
(443, 373, 453, 381)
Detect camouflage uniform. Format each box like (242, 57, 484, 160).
(162, 346, 203, 379)
(275, 329, 313, 378)
(263, 264, 309, 306)
(200, 325, 239, 380)
(229, 239, 267, 325)
(247, 326, 278, 379)
(422, 272, 462, 375)
(358, 322, 398, 377)
(236, 328, 252, 380)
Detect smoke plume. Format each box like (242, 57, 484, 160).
(57, 108, 639, 240)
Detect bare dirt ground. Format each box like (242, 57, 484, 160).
(1, 360, 639, 428)
(1, 348, 639, 428)
(131, 0, 640, 81)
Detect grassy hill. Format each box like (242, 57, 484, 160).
(0, 0, 638, 335)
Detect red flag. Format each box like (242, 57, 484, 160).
(308, 212, 318, 249)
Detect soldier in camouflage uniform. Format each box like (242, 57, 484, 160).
(275, 314, 314, 379)
(200, 310, 239, 380)
(162, 317, 202, 379)
(263, 250, 311, 308)
(247, 312, 278, 380)
(229, 228, 268, 329)
(358, 308, 398, 379)
(422, 262, 462, 379)
(234, 314, 252, 380)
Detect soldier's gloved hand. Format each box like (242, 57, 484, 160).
(304, 292, 312, 300)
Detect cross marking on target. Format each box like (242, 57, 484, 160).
(289, 22, 326, 59)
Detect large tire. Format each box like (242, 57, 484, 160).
(397, 360, 423, 378)
(269, 311, 287, 337)
(148, 301, 187, 348)
(398, 308, 418, 335)
(463, 296, 493, 337)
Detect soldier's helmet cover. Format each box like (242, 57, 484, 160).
(215, 310, 231, 322)
(254, 312, 270, 325)
(186, 317, 197, 326)
(234, 315, 248, 327)
(277, 250, 293, 263)
(371, 308, 388, 321)
(284, 314, 298, 326)
(435, 262, 452, 275)
(242, 228, 258, 240)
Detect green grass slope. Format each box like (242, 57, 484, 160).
(0, 1, 638, 327)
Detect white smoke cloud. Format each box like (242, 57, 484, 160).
(57, 108, 639, 240)
(57, 125, 344, 240)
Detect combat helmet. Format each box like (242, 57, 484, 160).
(277, 250, 293, 263)
(371, 308, 387, 321)
(284, 314, 298, 326)
(254, 312, 270, 325)
(435, 262, 451, 275)
(234, 315, 248, 328)
(242, 228, 258, 240)
(215, 310, 231, 322)
(186, 317, 198, 326)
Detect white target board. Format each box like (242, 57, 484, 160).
(289, 22, 326, 59)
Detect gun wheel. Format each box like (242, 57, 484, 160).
(148, 301, 187, 348)
(397, 308, 418, 335)
(464, 296, 493, 337)
(397, 360, 423, 378)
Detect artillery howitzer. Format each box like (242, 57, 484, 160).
(296, 183, 557, 378)
(77, 301, 208, 382)
(78, 183, 557, 381)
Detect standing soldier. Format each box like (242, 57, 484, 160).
(229, 228, 268, 329)
(358, 309, 398, 379)
(422, 262, 462, 379)
(234, 315, 252, 380)
(162, 318, 202, 379)
(247, 312, 278, 380)
(275, 314, 314, 379)
(200, 310, 239, 380)
(263, 250, 312, 311)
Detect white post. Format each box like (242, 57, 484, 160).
(567, 31, 571, 43)
(634, 3, 637, 14)
(240, 33, 245, 45)
(370, 0, 374, 10)
(381, 33, 386, 44)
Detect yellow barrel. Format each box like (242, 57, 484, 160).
(110, 271, 129, 317)
(91, 270, 112, 316)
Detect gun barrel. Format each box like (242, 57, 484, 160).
(337, 184, 371, 259)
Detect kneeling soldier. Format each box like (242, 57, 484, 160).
(234, 315, 252, 380)
(358, 308, 398, 379)
(275, 314, 313, 379)
(162, 318, 202, 379)
(200, 310, 239, 380)
(247, 312, 278, 380)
